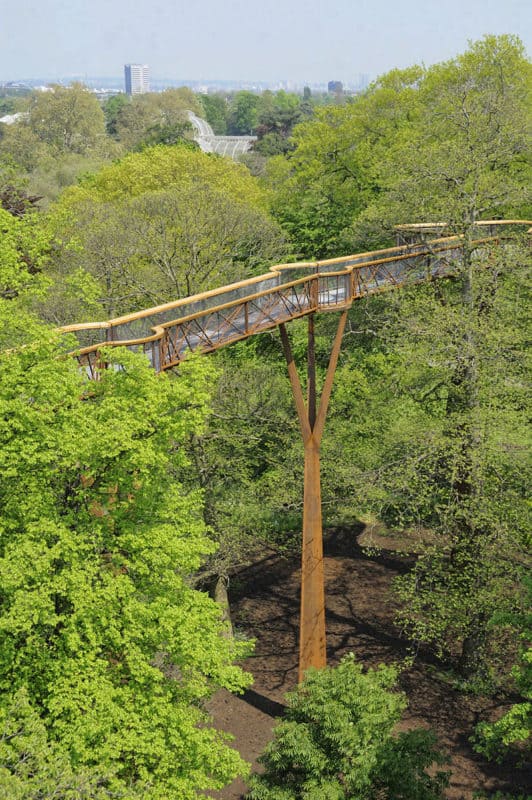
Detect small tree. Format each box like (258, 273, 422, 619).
(246, 655, 448, 800)
(474, 577, 532, 761)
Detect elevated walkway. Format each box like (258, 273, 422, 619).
(60, 218, 529, 681)
(61, 220, 530, 379)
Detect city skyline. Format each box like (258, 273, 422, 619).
(1, 0, 530, 84)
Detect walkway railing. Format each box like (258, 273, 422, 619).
(60, 221, 530, 379)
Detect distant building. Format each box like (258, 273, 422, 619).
(124, 64, 150, 95)
(327, 80, 343, 95)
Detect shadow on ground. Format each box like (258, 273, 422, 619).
(206, 525, 531, 800)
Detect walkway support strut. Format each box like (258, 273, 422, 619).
(280, 310, 348, 682)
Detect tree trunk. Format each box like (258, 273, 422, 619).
(213, 575, 233, 639)
(459, 614, 489, 678)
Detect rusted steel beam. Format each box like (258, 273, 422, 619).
(313, 310, 348, 445)
(280, 311, 348, 682)
(307, 314, 317, 431)
(279, 323, 311, 443)
(300, 434, 326, 679)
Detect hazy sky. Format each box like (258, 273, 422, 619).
(2, 0, 530, 82)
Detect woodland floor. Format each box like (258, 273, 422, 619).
(206, 526, 531, 800)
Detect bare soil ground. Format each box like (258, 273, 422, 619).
(206, 527, 531, 799)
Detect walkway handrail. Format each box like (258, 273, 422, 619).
(60, 221, 530, 378)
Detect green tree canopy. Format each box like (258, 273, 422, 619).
(27, 83, 106, 155)
(200, 93, 228, 135)
(47, 145, 286, 320)
(113, 88, 201, 150)
(265, 36, 530, 257)
(0, 312, 253, 798)
(0, 206, 51, 307)
(227, 91, 260, 135)
(352, 35, 531, 246)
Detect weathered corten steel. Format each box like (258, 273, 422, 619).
(280, 312, 348, 680)
(60, 219, 530, 681)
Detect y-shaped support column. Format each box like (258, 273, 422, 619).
(280, 310, 348, 682)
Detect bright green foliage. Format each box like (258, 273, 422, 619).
(266, 36, 530, 258)
(47, 145, 286, 319)
(0, 203, 101, 333)
(0, 321, 253, 798)
(264, 66, 423, 257)
(0, 688, 112, 799)
(246, 655, 448, 800)
(0, 207, 51, 304)
(353, 35, 531, 243)
(474, 578, 532, 759)
(27, 83, 106, 155)
(68, 143, 268, 206)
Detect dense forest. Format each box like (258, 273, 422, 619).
(0, 35, 530, 799)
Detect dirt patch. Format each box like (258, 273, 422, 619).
(206, 528, 531, 799)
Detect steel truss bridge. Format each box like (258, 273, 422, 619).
(61, 219, 530, 681)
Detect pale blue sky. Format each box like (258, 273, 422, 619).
(1, 0, 530, 83)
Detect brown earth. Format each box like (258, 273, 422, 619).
(206, 527, 531, 799)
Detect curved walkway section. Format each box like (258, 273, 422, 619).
(61, 221, 530, 379)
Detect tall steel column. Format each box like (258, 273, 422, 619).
(280, 310, 348, 682)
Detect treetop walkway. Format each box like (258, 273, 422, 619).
(61, 220, 529, 381)
(60, 218, 530, 682)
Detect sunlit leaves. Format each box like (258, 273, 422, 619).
(0, 326, 252, 797)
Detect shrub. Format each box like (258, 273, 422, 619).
(246, 654, 449, 800)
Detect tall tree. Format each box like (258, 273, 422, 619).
(114, 88, 201, 150)
(352, 35, 531, 243)
(227, 91, 260, 135)
(258, 36, 531, 680)
(0, 169, 254, 799)
(264, 65, 423, 257)
(200, 94, 228, 135)
(27, 83, 106, 155)
(0, 315, 253, 797)
(47, 145, 286, 320)
(348, 35, 532, 679)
